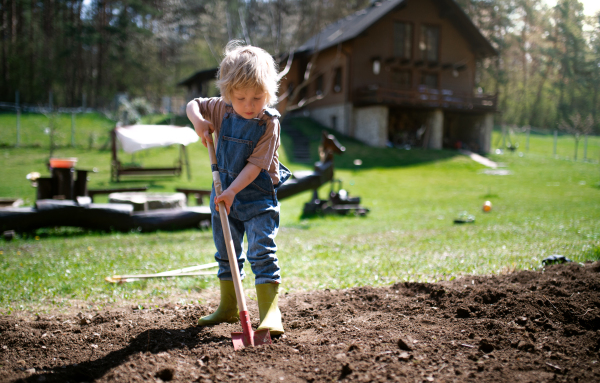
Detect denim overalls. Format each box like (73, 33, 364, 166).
(210, 106, 291, 285)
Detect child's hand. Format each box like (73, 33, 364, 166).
(194, 119, 215, 148)
(214, 189, 235, 215)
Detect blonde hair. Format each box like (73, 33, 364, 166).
(216, 41, 279, 106)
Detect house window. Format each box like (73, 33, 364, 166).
(315, 74, 324, 96)
(393, 22, 412, 60)
(419, 25, 439, 62)
(333, 67, 342, 93)
(420, 72, 438, 88)
(391, 69, 412, 88)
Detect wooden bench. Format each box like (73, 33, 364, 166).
(175, 188, 212, 206)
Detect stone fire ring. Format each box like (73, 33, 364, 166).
(108, 192, 187, 212)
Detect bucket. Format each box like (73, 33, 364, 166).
(49, 158, 78, 168)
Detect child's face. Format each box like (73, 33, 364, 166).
(230, 88, 268, 119)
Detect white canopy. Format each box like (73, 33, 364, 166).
(115, 125, 199, 153)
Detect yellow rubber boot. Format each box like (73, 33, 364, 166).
(197, 280, 239, 326)
(256, 283, 284, 336)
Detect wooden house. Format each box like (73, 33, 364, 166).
(178, 68, 219, 100)
(278, 0, 497, 153)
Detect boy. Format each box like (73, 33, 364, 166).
(186, 41, 290, 335)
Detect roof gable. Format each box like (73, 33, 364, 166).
(297, 0, 406, 54)
(297, 0, 497, 58)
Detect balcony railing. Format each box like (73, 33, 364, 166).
(354, 85, 497, 111)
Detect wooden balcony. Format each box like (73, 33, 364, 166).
(354, 85, 497, 112)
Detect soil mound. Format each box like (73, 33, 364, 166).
(1, 262, 599, 382)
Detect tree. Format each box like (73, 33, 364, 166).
(559, 112, 593, 161)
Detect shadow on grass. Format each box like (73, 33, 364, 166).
(281, 117, 461, 171)
(13, 326, 226, 383)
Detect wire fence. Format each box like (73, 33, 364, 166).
(492, 125, 600, 163)
(1, 109, 599, 163)
(0, 96, 188, 149)
(0, 104, 115, 149)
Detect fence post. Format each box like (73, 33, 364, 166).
(553, 130, 558, 157)
(71, 113, 76, 147)
(15, 91, 20, 148)
(583, 135, 588, 162)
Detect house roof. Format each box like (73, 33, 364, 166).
(177, 67, 219, 87)
(297, 0, 497, 58)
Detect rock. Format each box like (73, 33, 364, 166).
(397, 337, 412, 351)
(456, 307, 471, 318)
(398, 352, 411, 360)
(25, 368, 35, 374)
(591, 261, 600, 273)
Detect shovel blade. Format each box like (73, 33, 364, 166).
(231, 328, 272, 350)
(253, 328, 272, 346)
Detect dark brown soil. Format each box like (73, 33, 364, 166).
(2, 262, 600, 382)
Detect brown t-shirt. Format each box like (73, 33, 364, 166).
(194, 97, 281, 184)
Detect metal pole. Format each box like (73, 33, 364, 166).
(553, 130, 557, 157)
(71, 113, 76, 147)
(15, 91, 20, 148)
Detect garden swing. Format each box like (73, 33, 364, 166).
(111, 124, 199, 182)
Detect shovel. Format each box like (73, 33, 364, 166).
(206, 133, 272, 350)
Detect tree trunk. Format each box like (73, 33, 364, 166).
(95, 0, 107, 107)
(1, 0, 8, 98)
(529, 61, 553, 127)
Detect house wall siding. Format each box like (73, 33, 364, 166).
(277, 46, 350, 114)
(350, 0, 476, 95)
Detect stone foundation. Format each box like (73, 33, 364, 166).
(307, 103, 353, 136)
(352, 106, 388, 147)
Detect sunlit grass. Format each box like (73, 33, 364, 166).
(0, 115, 599, 313)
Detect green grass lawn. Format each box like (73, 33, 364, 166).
(1, 114, 599, 314)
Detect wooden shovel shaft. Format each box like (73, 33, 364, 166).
(207, 134, 248, 313)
